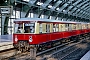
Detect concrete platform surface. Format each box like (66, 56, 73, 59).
(0, 42, 13, 51)
(0, 35, 13, 51)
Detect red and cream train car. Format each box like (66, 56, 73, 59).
(13, 18, 90, 51)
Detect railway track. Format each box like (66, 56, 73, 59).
(0, 38, 90, 60)
(0, 40, 75, 60)
(39, 38, 90, 60)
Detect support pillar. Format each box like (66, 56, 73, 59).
(29, 47, 36, 60)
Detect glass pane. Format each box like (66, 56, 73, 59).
(14, 24, 23, 33)
(24, 23, 35, 33)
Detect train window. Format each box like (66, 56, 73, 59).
(65, 24, 69, 31)
(82, 24, 86, 29)
(46, 24, 50, 33)
(76, 24, 78, 30)
(78, 24, 81, 30)
(86, 24, 88, 29)
(14, 23, 24, 33)
(61, 24, 65, 31)
(53, 24, 56, 32)
(59, 24, 61, 32)
(68, 24, 72, 31)
(53, 24, 59, 32)
(56, 24, 59, 32)
(39, 23, 43, 33)
(87, 24, 89, 29)
(24, 23, 35, 33)
(79, 24, 81, 30)
(73, 24, 76, 30)
(61, 25, 63, 31)
(89, 24, 90, 29)
(75, 24, 77, 30)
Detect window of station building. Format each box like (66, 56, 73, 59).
(46, 24, 50, 33)
(24, 23, 35, 33)
(39, 23, 43, 33)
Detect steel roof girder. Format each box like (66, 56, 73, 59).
(53, 1, 62, 7)
(81, 2, 90, 9)
(69, 0, 75, 2)
(67, 11, 71, 15)
(77, 0, 89, 8)
(58, 3, 69, 12)
(86, 13, 90, 17)
(67, 5, 73, 11)
(62, 18, 67, 21)
(77, 13, 82, 18)
(38, 10, 45, 18)
(72, 0, 82, 6)
(77, 11, 85, 18)
(82, 13, 88, 18)
(83, 7, 90, 14)
(29, 0, 37, 5)
(63, 10, 67, 14)
(85, 12, 90, 16)
(83, 6, 90, 11)
(85, 15, 87, 19)
(67, 0, 74, 4)
(16, 1, 34, 7)
(80, 13, 87, 18)
(50, 1, 62, 11)
(86, 8, 90, 12)
(58, 17, 62, 20)
(72, 13, 76, 16)
(74, 9, 80, 15)
(41, 0, 52, 8)
(70, 7, 77, 14)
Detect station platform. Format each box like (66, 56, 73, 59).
(80, 50, 90, 60)
(0, 35, 13, 51)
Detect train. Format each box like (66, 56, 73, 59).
(13, 18, 90, 52)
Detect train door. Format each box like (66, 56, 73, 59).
(46, 23, 50, 42)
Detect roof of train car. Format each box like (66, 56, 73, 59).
(14, 18, 86, 24)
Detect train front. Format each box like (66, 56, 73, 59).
(13, 21, 37, 51)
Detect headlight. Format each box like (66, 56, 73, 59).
(29, 36, 33, 42)
(15, 35, 18, 42)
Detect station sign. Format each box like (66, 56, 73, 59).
(0, 6, 13, 16)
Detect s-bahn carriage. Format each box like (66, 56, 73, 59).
(13, 18, 90, 51)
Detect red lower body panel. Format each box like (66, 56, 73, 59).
(13, 29, 90, 45)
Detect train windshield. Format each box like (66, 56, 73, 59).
(14, 22, 35, 33)
(24, 23, 35, 33)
